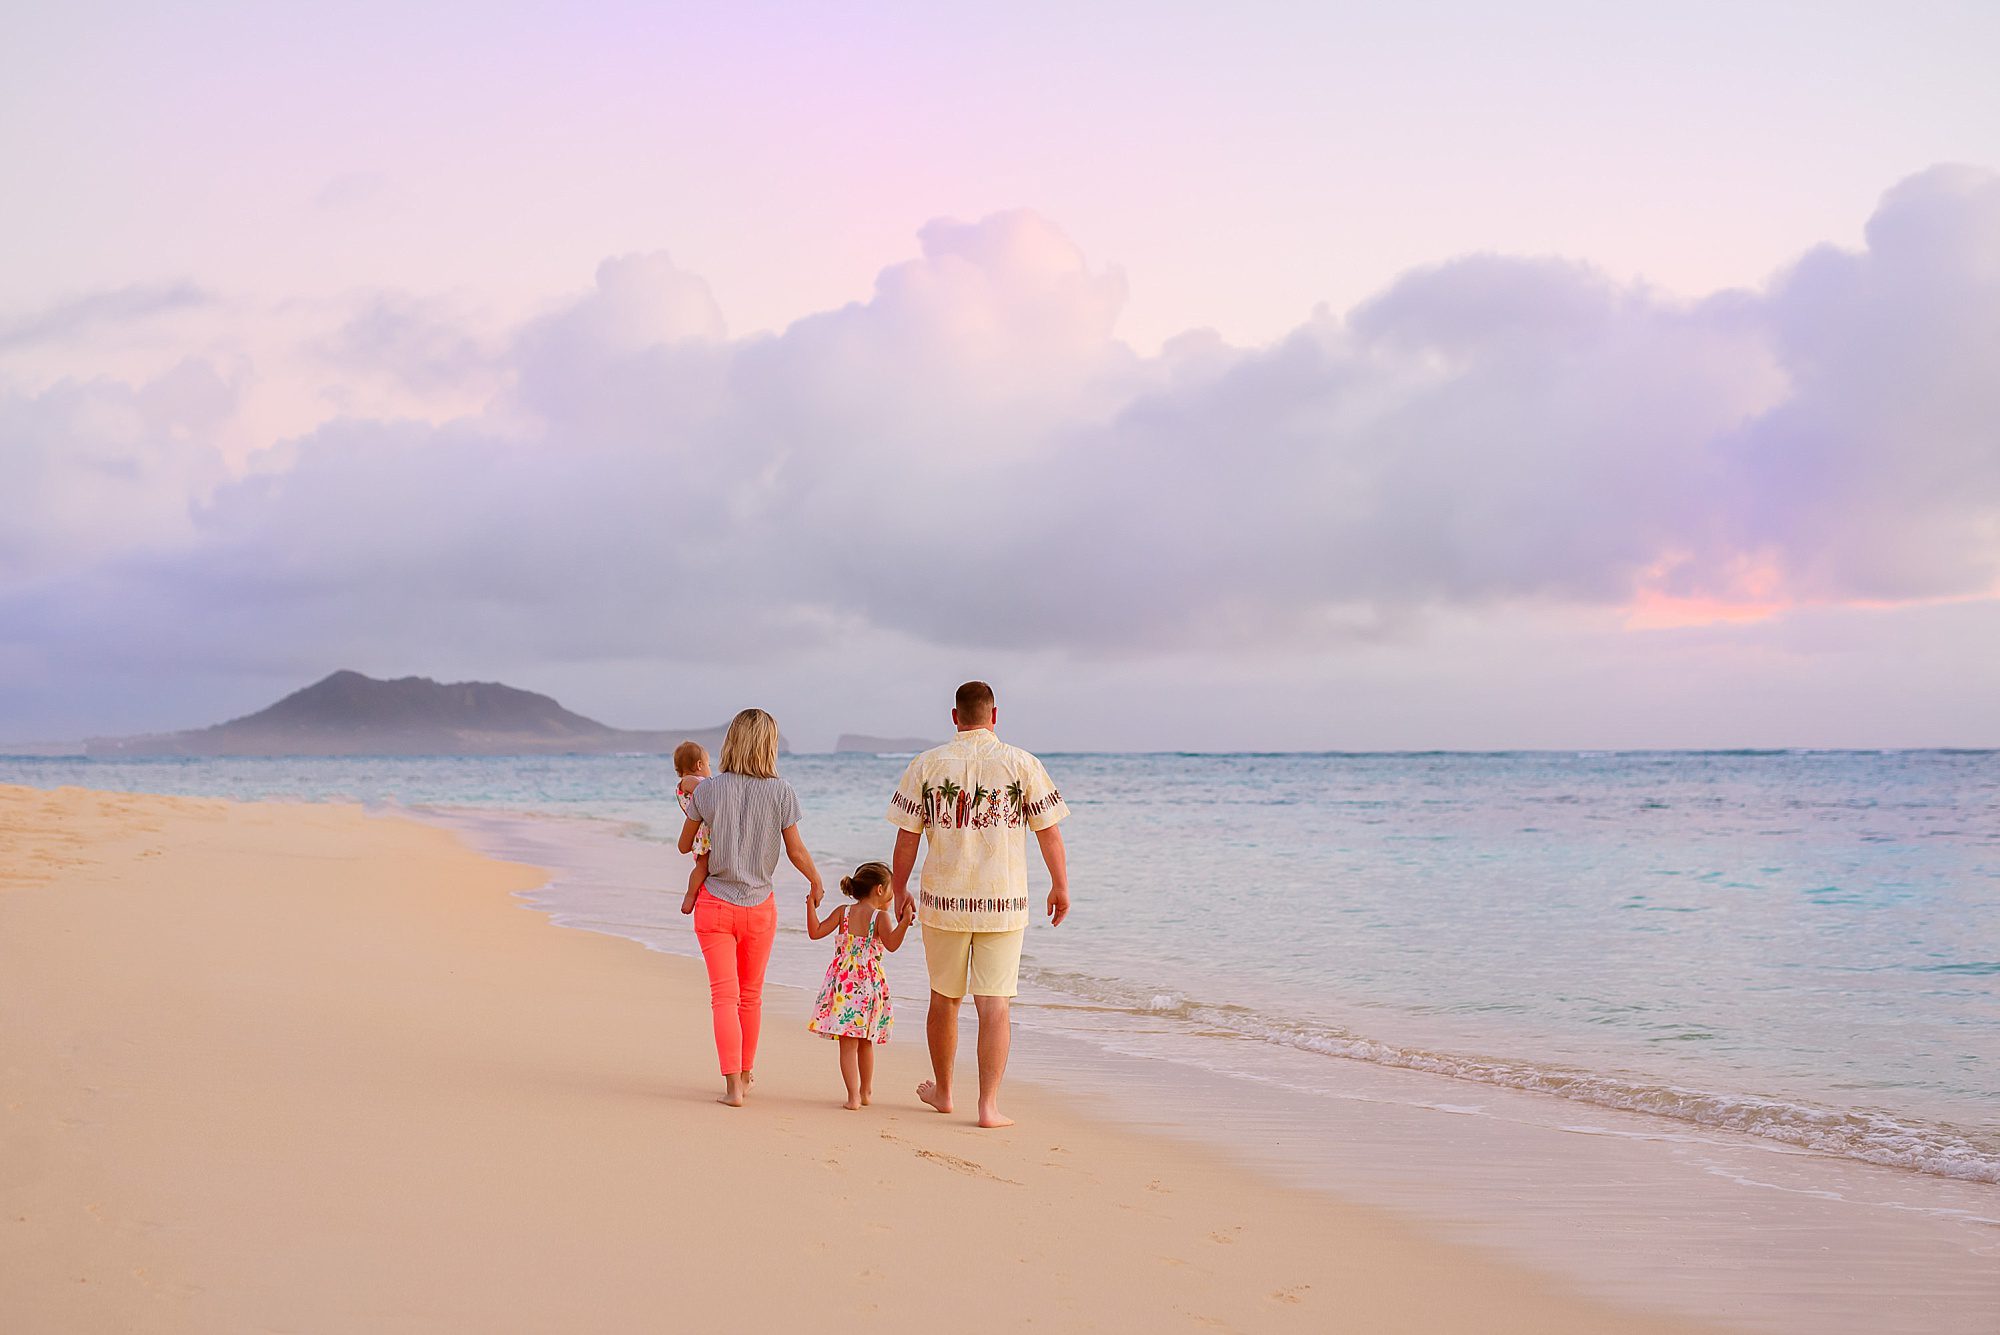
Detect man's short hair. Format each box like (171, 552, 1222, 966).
(955, 680, 996, 724)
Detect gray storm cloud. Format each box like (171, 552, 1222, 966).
(3, 168, 1998, 686)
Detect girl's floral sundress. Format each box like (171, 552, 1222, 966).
(808, 911, 893, 1043)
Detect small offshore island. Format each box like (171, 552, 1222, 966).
(84, 670, 748, 758)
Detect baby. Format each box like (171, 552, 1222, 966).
(674, 740, 711, 914)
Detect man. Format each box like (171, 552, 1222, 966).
(887, 681, 1070, 1128)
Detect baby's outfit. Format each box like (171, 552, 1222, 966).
(678, 782, 711, 856)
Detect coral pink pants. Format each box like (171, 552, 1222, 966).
(692, 889, 777, 1075)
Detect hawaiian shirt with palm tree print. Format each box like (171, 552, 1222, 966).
(886, 728, 1070, 932)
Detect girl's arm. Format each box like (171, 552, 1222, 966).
(677, 816, 702, 856)
(780, 823, 825, 902)
(877, 905, 913, 952)
(806, 898, 844, 941)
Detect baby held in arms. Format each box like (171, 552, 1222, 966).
(675, 740, 711, 914)
(805, 862, 913, 1109)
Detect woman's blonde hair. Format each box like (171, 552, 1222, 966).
(719, 707, 780, 779)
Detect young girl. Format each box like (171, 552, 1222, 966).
(674, 740, 711, 914)
(805, 861, 911, 1109)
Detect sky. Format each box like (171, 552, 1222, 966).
(3, 1, 1999, 751)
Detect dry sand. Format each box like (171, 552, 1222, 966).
(0, 784, 1724, 1333)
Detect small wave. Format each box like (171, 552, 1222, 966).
(1020, 966, 2000, 1185)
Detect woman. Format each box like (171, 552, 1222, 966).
(678, 707, 824, 1106)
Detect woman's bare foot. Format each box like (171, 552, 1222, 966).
(917, 1080, 952, 1114)
(717, 1073, 746, 1107)
(742, 1068, 755, 1090)
(976, 1100, 1014, 1129)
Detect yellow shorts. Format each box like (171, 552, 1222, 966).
(922, 924, 1026, 999)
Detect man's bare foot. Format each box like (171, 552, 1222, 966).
(917, 1080, 952, 1113)
(976, 1102, 1014, 1129)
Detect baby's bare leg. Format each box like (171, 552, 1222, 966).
(858, 1040, 876, 1105)
(838, 1037, 862, 1109)
(681, 855, 708, 913)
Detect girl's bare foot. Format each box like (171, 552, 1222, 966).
(917, 1080, 952, 1113)
(860, 1089, 872, 1106)
(843, 1096, 862, 1110)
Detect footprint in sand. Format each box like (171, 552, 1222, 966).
(1270, 1284, 1311, 1305)
(912, 1147, 1021, 1184)
(879, 1129, 1020, 1185)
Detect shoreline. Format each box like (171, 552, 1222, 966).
(436, 800, 2000, 1335)
(1, 783, 1725, 1333)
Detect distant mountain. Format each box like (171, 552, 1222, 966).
(834, 733, 937, 755)
(85, 671, 755, 758)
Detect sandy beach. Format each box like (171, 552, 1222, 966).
(0, 784, 1723, 1334)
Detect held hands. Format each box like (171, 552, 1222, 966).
(807, 882, 824, 909)
(1046, 883, 1071, 927)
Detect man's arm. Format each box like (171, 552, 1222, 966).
(1036, 824, 1069, 926)
(891, 828, 922, 920)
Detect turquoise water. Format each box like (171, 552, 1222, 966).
(8, 748, 1997, 1184)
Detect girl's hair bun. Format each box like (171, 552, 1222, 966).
(843, 861, 892, 899)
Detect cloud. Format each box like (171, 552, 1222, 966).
(0, 358, 236, 583)
(0, 282, 212, 350)
(4, 172, 1999, 700)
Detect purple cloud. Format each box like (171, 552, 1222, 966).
(3, 170, 1998, 719)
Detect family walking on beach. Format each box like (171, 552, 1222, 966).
(674, 682, 1071, 1126)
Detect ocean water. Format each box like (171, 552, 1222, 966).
(7, 749, 1996, 1188)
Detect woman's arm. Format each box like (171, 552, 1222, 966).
(877, 905, 913, 952)
(677, 816, 701, 856)
(781, 823, 824, 901)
